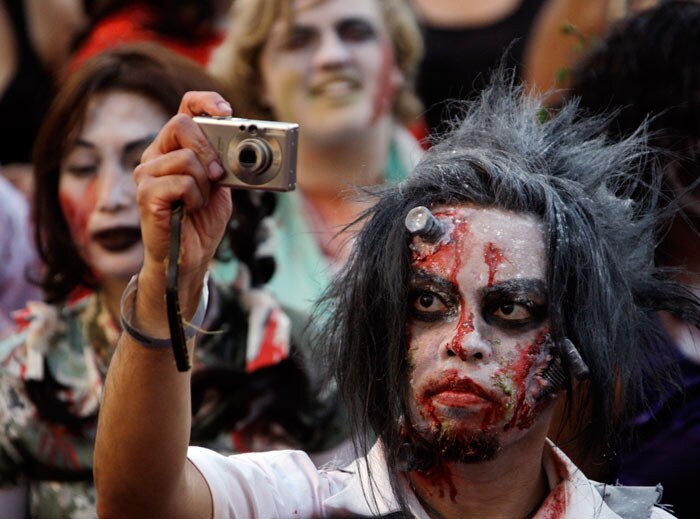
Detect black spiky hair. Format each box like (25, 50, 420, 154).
(316, 70, 700, 514)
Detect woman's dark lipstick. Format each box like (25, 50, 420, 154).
(91, 226, 141, 252)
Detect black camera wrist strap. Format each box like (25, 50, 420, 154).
(166, 201, 191, 372)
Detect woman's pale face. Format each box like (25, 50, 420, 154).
(58, 91, 167, 283)
(259, 0, 402, 145)
(407, 205, 556, 461)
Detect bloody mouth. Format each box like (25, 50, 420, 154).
(432, 391, 489, 408)
(422, 371, 496, 407)
(92, 227, 141, 252)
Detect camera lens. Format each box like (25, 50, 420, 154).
(236, 139, 273, 175)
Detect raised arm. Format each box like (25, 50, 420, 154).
(94, 92, 233, 518)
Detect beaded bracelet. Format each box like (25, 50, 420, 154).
(119, 274, 208, 348)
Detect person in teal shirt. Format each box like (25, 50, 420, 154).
(209, 0, 425, 315)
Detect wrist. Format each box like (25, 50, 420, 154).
(121, 273, 208, 348)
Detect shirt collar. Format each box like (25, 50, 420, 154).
(537, 439, 622, 518)
(323, 441, 431, 518)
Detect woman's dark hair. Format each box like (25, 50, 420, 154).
(33, 42, 226, 303)
(319, 71, 700, 514)
(571, 1, 700, 201)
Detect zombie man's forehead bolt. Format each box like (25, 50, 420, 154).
(405, 206, 448, 243)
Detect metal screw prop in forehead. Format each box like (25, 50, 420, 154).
(405, 206, 448, 243)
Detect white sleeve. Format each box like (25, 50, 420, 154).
(187, 446, 348, 518)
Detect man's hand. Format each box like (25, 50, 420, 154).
(95, 92, 233, 518)
(134, 91, 233, 321)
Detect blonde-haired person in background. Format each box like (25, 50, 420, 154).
(209, 0, 425, 316)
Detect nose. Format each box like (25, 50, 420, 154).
(313, 30, 351, 69)
(445, 319, 493, 363)
(96, 163, 134, 212)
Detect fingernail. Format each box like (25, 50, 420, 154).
(216, 101, 232, 114)
(208, 160, 225, 180)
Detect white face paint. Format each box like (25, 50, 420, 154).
(59, 91, 167, 282)
(407, 205, 556, 460)
(259, 0, 403, 145)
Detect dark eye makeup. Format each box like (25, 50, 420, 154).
(481, 279, 548, 331)
(284, 26, 315, 49)
(64, 164, 98, 178)
(408, 271, 547, 330)
(337, 19, 377, 42)
(408, 271, 458, 322)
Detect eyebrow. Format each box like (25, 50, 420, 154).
(71, 134, 157, 154)
(292, 15, 374, 30)
(408, 269, 460, 298)
(124, 134, 158, 156)
(480, 279, 548, 302)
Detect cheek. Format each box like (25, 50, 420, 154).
(270, 73, 307, 120)
(407, 328, 437, 376)
(495, 330, 551, 430)
(58, 179, 97, 246)
(260, 53, 302, 112)
(370, 42, 398, 122)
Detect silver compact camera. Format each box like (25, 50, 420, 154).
(194, 116, 298, 192)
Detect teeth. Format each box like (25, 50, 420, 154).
(315, 80, 355, 97)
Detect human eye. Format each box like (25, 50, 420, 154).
(284, 26, 315, 49)
(126, 155, 141, 172)
(122, 135, 156, 174)
(123, 148, 143, 175)
(63, 145, 98, 178)
(483, 300, 541, 330)
(64, 162, 98, 178)
(414, 291, 447, 313)
(409, 286, 456, 323)
(481, 281, 547, 331)
(338, 19, 377, 42)
(489, 302, 535, 323)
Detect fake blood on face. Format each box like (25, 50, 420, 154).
(484, 242, 505, 286)
(416, 369, 503, 428)
(411, 215, 482, 362)
(406, 206, 552, 507)
(59, 178, 98, 253)
(502, 330, 551, 431)
(448, 310, 475, 361)
(370, 42, 398, 123)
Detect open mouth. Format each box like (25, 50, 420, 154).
(92, 227, 141, 252)
(310, 77, 360, 97)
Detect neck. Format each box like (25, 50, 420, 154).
(296, 117, 395, 196)
(99, 276, 132, 326)
(408, 427, 550, 519)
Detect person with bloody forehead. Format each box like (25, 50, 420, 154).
(93, 73, 696, 517)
